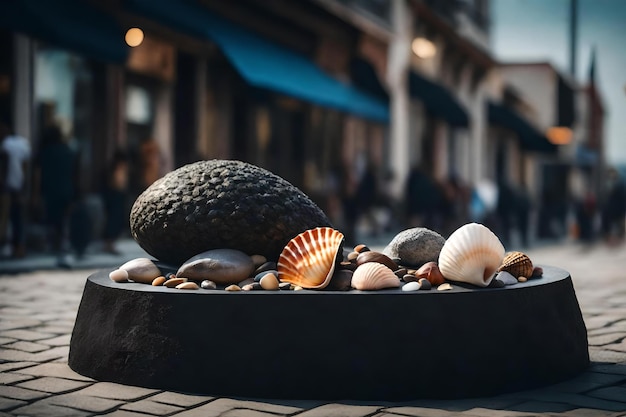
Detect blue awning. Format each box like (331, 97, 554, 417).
(409, 71, 469, 128)
(126, 0, 389, 123)
(487, 101, 556, 154)
(0, 0, 128, 63)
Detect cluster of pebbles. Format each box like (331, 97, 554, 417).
(109, 224, 543, 293)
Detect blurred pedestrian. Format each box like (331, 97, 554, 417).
(601, 168, 626, 245)
(33, 124, 79, 267)
(515, 184, 532, 248)
(405, 165, 439, 230)
(139, 137, 164, 191)
(0, 121, 31, 258)
(101, 149, 129, 254)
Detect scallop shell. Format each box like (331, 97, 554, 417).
(277, 227, 344, 289)
(438, 223, 505, 287)
(497, 251, 533, 278)
(351, 262, 401, 290)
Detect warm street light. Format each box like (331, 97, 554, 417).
(412, 37, 437, 59)
(125, 28, 144, 47)
(546, 126, 573, 145)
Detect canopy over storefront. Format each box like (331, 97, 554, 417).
(409, 71, 469, 128)
(488, 101, 556, 154)
(127, 0, 389, 123)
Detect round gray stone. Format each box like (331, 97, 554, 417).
(130, 160, 331, 264)
(382, 227, 445, 267)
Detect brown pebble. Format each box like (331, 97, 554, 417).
(164, 277, 187, 287)
(176, 282, 199, 290)
(152, 276, 166, 286)
(532, 266, 543, 277)
(353, 244, 370, 253)
(250, 254, 267, 268)
(225, 284, 241, 291)
(403, 274, 418, 283)
(255, 261, 277, 275)
(260, 273, 279, 290)
(356, 251, 398, 271)
(242, 284, 255, 291)
(407, 269, 417, 275)
(347, 251, 359, 261)
(238, 278, 255, 287)
(394, 268, 408, 278)
(518, 276, 528, 283)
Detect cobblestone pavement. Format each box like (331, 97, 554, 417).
(1, 241, 626, 416)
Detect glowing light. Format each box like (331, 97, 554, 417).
(546, 126, 573, 145)
(125, 28, 144, 47)
(411, 37, 436, 59)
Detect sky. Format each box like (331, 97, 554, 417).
(490, 0, 626, 165)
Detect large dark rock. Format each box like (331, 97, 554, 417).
(130, 160, 331, 264)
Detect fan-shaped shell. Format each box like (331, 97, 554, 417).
(497, 251, 533, 278)
(351, 262, 401, 290)
(277, 227, 344, 289)
(438, 223, 505, 287)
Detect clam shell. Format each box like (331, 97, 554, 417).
(497, 251, 533, 278)
(351, 262, 401, 290)
(438, 223, 505, 287)
(277, 227, 344, 289)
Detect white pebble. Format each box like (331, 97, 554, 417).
(402, 281, 421, 292)
(437, 283, 453, 291)
(109, 269, 129, 283)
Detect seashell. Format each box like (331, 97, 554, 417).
(351, 262, 401, 291)
(497, 251, 533, 278)
(277, 227, 344, 289)
(438, 223, 505, 287)
(415, 262, 445, 286)
(109, 269, 129, 283)
(356, 251, 398, 271)
(437, 283, 453, 291)
(118, 258, 161, 284)
(402, 281, 421, 292)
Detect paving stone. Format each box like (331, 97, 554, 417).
(120, 399, 185, 415)
(523, 391, 626, 412)
(74, 382, 158, 401)
(219, 409, 292, 417)
(0, 361, 37, 372)
(378, 407, 462, 417)
(0, 372, 34, 385)
(590, 363, 626, 376)
(45, 393, 124, 413)
(11, 402, 91, 417)
(293, 403, 381, 417)
(0, 337, 16, 345)
(589, 347, 626, 364)
(589, 334, 626, 347)
(16, 363, 94, 381)
(0, 318, 43, 331)
(0, 329, 55, 341)
(16, 376, 92, 394)
(148, 391, 213, 407)
(172, 398, 302, 417)
(560, 408, 626, 416)
(604, 340, 626, 353)
(0, 346, 66, 362)
(37, 334, 71, 346)
(4, 340, 50, 353)
(0, 385, 50, 401)
(457, 408, 545, 416)
(0, 397, 27, 411)
(545, 372, 626, 393)
(587, 386, 626, 403)
(101, 411, 157, 417)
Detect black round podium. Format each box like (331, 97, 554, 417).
(68, 265, 588, 400)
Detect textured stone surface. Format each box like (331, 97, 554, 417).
(382, 227, 445, 267)
(130, 159, 331, 264)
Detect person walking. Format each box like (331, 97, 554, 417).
(101, 149, 129, 254)
(34, 124, 79, 267)
(0, 121, 31, 258)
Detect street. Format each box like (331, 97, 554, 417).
(0, 240, 626, 416)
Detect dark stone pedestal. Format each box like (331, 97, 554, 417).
(68, 266, 589, 400)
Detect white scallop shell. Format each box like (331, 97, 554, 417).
(351, 262, 401, 291)
(278, 227, 344, 289)
(438, 223, 505, 287)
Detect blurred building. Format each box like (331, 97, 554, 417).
(0, 0, 605, 244)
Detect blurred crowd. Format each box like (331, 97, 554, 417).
(2, 118, 625, 265)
